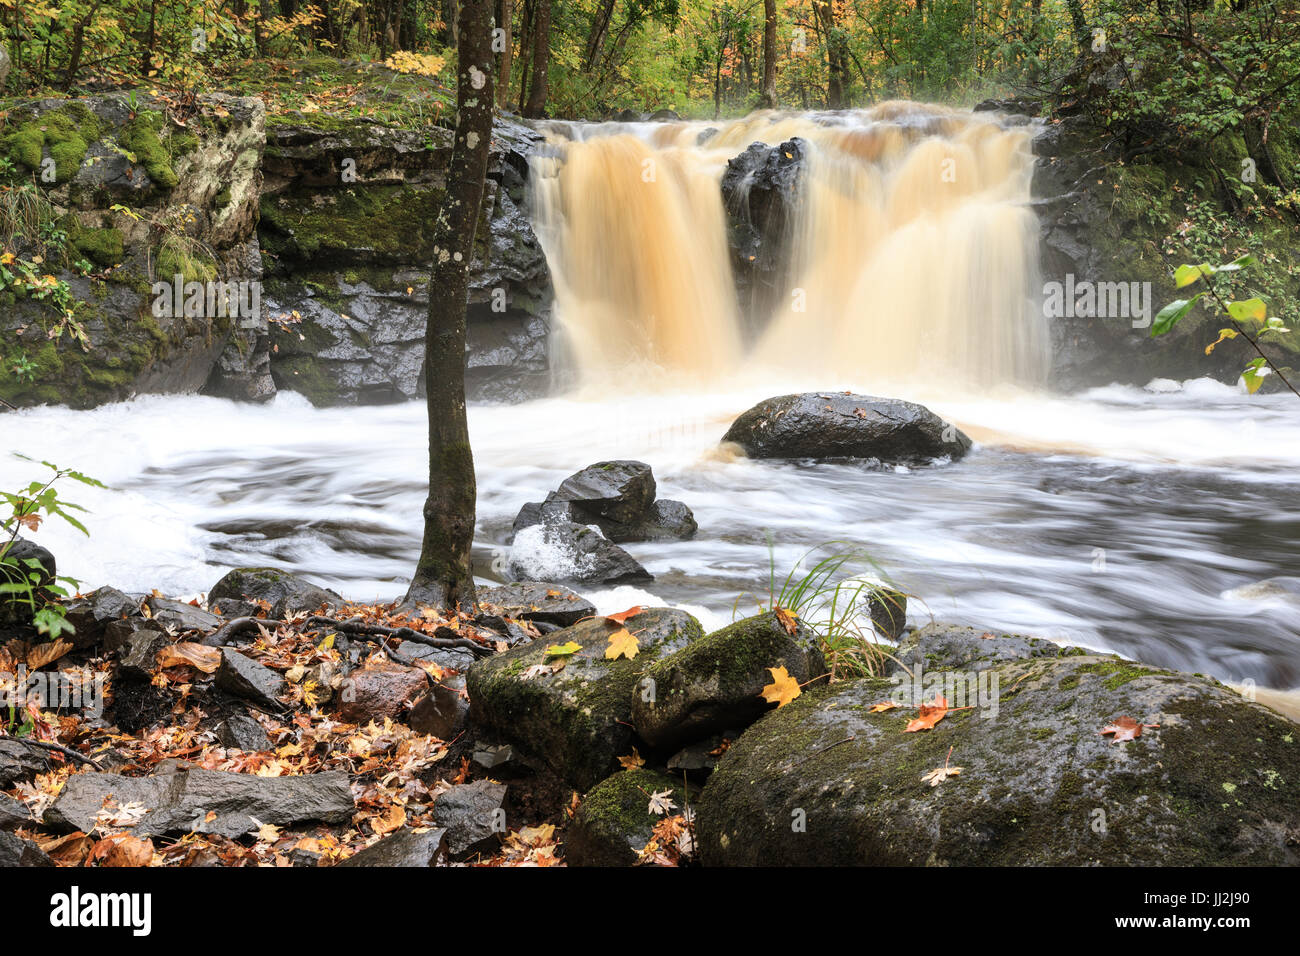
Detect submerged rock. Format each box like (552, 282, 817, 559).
(697, 639, 1300, 865)
(632, 611, 828, 751)
(721, 138, 806, 330)
(721, 392, 971, 464)
(467, 608, 705, 789)
(566, 768, 696, 867)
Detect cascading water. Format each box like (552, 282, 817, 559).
(5, 104, 1299, 704)
(529, 103, 1049, 392)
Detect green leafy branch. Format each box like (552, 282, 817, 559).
(1151, 255, 1297, 398)
(0, 456, 105, 640)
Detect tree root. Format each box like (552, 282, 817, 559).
(2, 734, 99, 768)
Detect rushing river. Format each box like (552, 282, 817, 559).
(3, 375, 1298, 691)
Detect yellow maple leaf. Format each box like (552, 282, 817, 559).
(618, 747, 645, 770)
(759, 666, 801, 708)
(605, 628, 640, 660)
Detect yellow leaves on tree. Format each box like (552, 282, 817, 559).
(759, 665, 801, 708)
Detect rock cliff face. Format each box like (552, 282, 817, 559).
(1, 88, 552, 410)
(240, 113, 551, 405)
(0, 94, 265, 409)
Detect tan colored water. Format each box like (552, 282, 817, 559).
(529, 103, 1050, 392)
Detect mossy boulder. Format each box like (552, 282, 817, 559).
(466, 608, 705, 790)
(631, 611, 828, 751)
(697, 641, 1300, 865)
(566, 768, 697, 867)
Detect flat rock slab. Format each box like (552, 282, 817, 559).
(721, 392, 972, 464)
(44, 768, 354, 839)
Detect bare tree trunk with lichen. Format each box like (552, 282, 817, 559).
(405, 0, 494, 613)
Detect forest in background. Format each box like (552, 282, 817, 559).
(1, 0, 1297, 154)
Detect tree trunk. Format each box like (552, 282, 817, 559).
(815, 0, 845, 108)
(444, 0, 461, 48)
(407, 0, 495, 612)
(497, 0, 514, 108)
(760, 0, 777, 108)
(523, 0, 550, 117)
(584, 0, 617, 71)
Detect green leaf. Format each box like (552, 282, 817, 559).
(1151, 294, 1203, 337)
(543, 641, 582, 659)
(1241, 357, 1271, 395)
(1227, 298, 1268, 323)
(1173, 264, 1203, 288)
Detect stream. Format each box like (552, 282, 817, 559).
(3, 374, 1298, 690)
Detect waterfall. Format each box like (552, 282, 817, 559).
(528, 102, 1050, 394)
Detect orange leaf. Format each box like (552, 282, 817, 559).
(1098, 715, 1156, 743)
(605, 606, 645, 625)
(759, 666, 801, 708)
(88, 833, 155, 867)
(605, 628, 640, 660)
(156, 642, 221, 673)
(774, 607, 799, 635)
(904, 695, 949, 732)
(868, 701, 898, 713)
(27, 638, 72, 669)
(371, 803, 406, 836)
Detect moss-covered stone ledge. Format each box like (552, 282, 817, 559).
(697, 643, 1300, 866)
(0, 93, 265, 409)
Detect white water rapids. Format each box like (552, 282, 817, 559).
(3, 376, 1299, 693)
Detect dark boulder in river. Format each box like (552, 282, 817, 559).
(696, 633, 1300, 865)
(721, 393, 971, 464)
(512, 460, 697, 544)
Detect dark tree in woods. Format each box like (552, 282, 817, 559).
(760, 0, 777, 108)
(406, 0, 495, 611)
(523, 0, 551, 117)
